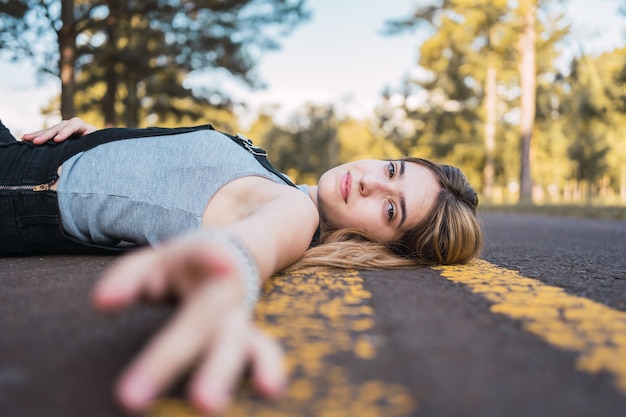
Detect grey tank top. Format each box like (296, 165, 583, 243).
(57, 129, 306, 246)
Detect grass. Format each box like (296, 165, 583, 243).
(479, 204, 626, 221)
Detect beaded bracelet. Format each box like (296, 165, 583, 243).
(210, 231, 261, 310)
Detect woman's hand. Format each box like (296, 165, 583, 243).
(21, 117, 98, 144)
(92, 234, 286, 414)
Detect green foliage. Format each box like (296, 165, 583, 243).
(1, 0, 310, 126)
(378, 0, 626, 206)
(2, 0, 626, 206)
(0, 0, 60, 76)
(381, 0, 517, 190)
(247, 106, 404, 184)
(555, 50, 626, 202)
(254, 104, 339, 184)
(337, 118, 403, 162)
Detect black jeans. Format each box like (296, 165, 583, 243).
(0, 120, 122, 255)
(0, 119, 17, 143)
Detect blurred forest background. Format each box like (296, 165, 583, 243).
(1, 0, 625, 207)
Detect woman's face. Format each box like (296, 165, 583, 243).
(314, 160, 440, 243)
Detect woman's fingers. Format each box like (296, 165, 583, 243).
(93, 235, 243, 311)
(116, 281, 236, 412)
(22, 126, 64, 144)
(249, 329, 288, 398)
(189, 308, 250, 414)
(21, 117, 96, 144)
(92, 248, 167, 310)
(94, 231, 283, 413)
(189, 310, 287, 414)
(114, 280, 287, 414)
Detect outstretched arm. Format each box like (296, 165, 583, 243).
(93, 187, 319, 414)
(21, 117, 98, 144)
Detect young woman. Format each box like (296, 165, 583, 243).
(1, 117, 482, 414)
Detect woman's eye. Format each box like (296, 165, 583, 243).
(386, 200, 395, 221)
(387, 162, 396, 178)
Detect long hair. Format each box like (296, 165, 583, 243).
(286, 157, 483, 272)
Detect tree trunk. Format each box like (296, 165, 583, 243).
(124, 78, 140, 128)
(518, 0, 537, 205)
(621, 168, 626, 203)
(483, 65, 497, 202)
(59, 0, 76, 119)
(103, 59, 117, 127)
(102, 13, 118, 127)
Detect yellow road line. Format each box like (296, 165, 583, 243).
(147, 270, 417, 417)
(436, 260, 626, 394)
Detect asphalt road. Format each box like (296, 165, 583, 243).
(1, 212, 625, 417)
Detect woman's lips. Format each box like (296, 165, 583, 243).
(341, 172, 351, 203)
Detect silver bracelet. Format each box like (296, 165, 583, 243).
(210, 231, 261, 310)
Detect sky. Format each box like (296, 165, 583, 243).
(1, 0, 624, 136)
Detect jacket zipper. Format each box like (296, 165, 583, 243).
(0, 180, 55, 192)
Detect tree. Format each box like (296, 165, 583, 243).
(258, 104, 340, 184)
(0, 0, 310, 126)
(517, 0, 537, 204)
(0, 0, 79, 118)
(602, 48, 626, 202)
(338, 117, 403, 163)
(564, 55, 615, 203)
(382, 0, 514, 192)
(383, 0, 571, 203)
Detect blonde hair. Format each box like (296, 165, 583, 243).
(286, 157, 483, 272)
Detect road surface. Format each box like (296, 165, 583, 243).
(1, 212, 625, 416)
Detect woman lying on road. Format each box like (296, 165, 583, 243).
(0, 117, 482, 414)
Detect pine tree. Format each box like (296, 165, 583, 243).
(0, 0, 310, 125)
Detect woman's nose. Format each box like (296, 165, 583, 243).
(359, 174, 389, 196)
